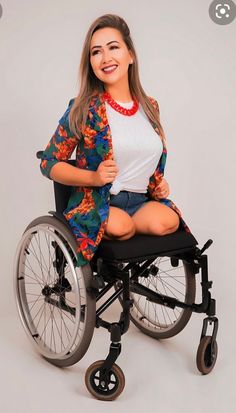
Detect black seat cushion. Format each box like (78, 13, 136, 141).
(49, 211, 198, 263)
(94, 229, 198, 262)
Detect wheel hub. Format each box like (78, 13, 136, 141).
(41, 278, 72, 296)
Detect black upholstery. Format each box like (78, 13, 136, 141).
(94, 230, 198, 263)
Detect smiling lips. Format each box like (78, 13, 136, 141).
(102, 65, 118, 74)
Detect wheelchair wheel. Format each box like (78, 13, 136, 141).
(118, 256, 196, 339)
(85, 360, 125, 401)
(14, 215, 96, 367)
(196, 336, 218, 374)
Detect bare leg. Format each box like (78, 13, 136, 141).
(132, 200, 180, 235)
(103, 206, 136, 240)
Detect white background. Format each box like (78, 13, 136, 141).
(0, 0, 235, 411)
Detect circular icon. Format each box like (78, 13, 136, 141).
(0, 4, 2, 19)
(209, 0, 236, 24)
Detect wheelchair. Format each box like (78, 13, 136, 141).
(13, 151, 219, 401)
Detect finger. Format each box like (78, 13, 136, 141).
(159, 190, 168, 197)
(157, 186, 164, 192)
(105, 159, 116, 165)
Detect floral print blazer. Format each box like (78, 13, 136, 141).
(40, 92, 192, 267)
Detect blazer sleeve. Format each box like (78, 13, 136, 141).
(40, 98, 78, 180)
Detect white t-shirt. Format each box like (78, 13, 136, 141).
(105, 99, 163, 195)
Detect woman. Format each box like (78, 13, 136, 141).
(40, 14, 192, 267)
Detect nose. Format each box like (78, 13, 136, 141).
(102, 49, 113, 65)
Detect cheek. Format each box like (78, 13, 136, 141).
(90, 57, 100, 71)
(90, 61, 103, 80)
(90, 59, 96, 71)
(116, 49, 127, 61)
(118, 52, 132, 68)
(90, 53, 102, 67)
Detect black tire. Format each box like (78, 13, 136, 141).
(85, 360, 125, 401)
(196, 336, 218, 374)
(116, 257, 196, 339)
(14, 215, 96, 367)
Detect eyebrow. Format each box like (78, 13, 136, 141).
(91, 40, 120, 51)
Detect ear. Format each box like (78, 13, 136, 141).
(128, 50, 134, 64)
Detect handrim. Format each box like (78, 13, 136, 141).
(14, 216, 96, 366)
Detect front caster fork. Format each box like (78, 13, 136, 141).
(85, 270, 132, 399)
(200, 316, 219, 354)
(99, 323, 122, 386)
(99, 268, 131, 382)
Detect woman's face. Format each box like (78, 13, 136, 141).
(90, 27, 133, 89)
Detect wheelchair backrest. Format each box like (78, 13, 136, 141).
(37, 151, 75, 214)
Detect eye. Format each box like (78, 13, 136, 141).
(91, 45, 119, 56)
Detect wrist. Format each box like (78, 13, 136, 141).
(89, 170, 98, 186)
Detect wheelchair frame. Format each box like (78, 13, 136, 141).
(13, 152, 219, 401)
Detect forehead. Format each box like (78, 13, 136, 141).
(90, 27, 123, 46)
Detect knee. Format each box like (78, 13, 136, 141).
(151, 217, 180, 235)
(113, 219, 136, 239)
(170, 214, 180, 232)
(150, 222, 167, 235)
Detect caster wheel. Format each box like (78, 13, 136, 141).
(85, 360, 125, 401)
(196, 335, 218, 374)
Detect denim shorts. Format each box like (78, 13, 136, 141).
(109, 190, 149, 216)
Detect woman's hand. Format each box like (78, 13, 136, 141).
(94, 159, 119, 186)
(156, 177, 170, 198)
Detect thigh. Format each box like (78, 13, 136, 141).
(131, 200, 180, 235)
(110, 191, 149, 217)
(104, 206, 136, 238)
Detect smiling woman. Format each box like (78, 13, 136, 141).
(40, 13, 192, 268)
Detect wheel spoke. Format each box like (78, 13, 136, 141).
(128, 257, 195, 337)
(15, 220, 94, 361)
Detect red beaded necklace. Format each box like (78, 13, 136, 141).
(102, 91, 139, 116)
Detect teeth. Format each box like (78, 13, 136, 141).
(103, 65, 117, 72)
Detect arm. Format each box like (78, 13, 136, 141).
(40, 100, 96, 186)
(49, 162, 96, 186)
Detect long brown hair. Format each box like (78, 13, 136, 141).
(69, 13, 166, 142)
